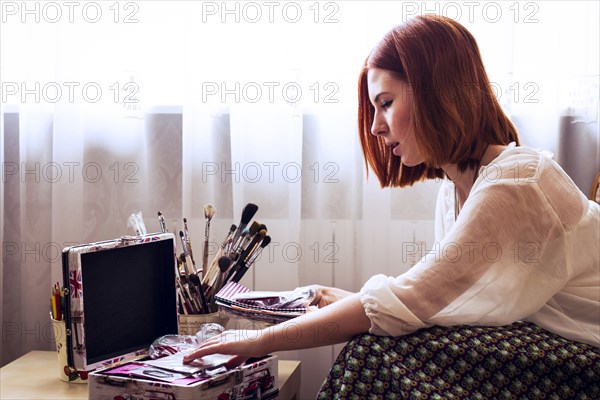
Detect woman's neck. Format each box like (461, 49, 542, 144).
(443, 144, 507, 207)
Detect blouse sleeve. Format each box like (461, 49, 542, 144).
(360, 153, 586, 337)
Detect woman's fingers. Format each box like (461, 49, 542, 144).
(309, 286, 355, 308)
(182, 341, 221, 363)
(182, 330, 265, 364)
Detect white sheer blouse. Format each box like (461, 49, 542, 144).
(360, 143, 600, 347)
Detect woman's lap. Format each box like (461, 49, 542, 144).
(317, 321, 599, 399)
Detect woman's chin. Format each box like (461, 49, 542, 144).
(401, 159, 423, 167)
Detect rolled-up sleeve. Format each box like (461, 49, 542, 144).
(360, 274, 428, 336)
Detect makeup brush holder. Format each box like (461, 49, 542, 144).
(179, 312, 229, 336)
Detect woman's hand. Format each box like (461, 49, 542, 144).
(182, 329, 267, 366)
(309, 285, 354, 308)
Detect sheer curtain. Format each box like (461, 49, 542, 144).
(2, 1, 598, 397)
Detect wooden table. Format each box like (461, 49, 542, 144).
(1, 351, 300, 399)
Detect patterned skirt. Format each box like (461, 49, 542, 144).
(317, 321, 599, 399)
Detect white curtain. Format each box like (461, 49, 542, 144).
(2, 1, 598, 397)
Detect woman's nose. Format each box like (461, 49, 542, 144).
(371, 114, 387, 136)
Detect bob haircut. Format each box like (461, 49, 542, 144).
(358, 15, 520, 187)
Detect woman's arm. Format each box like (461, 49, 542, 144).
(183, 292, 371, 364)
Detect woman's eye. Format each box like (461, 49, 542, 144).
(381, 100, 393, 109)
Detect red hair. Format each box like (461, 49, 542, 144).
(358, 15, 520, 187)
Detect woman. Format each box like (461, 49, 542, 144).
(185, 15, 599, 398)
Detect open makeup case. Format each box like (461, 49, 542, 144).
(58, 232, 278, 400)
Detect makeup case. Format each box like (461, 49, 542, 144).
(59, 233, 278, 400)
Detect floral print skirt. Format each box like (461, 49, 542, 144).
(317, 321, 599, 399)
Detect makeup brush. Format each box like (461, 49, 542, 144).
(228, 230, 266, 284)
(178, 258, 200, 313)
(179, 233, 193, 277)
(239, 229, 266, 266)
(177, 288, 188, 315)
(212, 255, 233, 303)
(218, 255, 232, 278)
(222, 224, 236, 253)
(234, 223, 266, 255)
(183, 218, 196, 268)
(235, 221, 261, 254)
(229, 203, 258, 256)
(202, 204, 216, 277)
(245, 235, 272, 266)
(176, 253, 184, 275)
(201, 249, 222, 288)
(229, 235, 272, 286)
(188, 273, 210, 314)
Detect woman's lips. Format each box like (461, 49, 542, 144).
(384, 140, 401, 157)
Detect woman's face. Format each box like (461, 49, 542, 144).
(367, 68, 423, 167)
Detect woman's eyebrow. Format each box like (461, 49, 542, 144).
(374, 92, 390, 103)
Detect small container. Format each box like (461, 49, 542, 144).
(178, 312, 229, 336)
(50, 314, 89, 383)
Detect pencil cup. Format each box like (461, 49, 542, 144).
(50, 314, 88, 383)
(179, 312, 229, 336)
